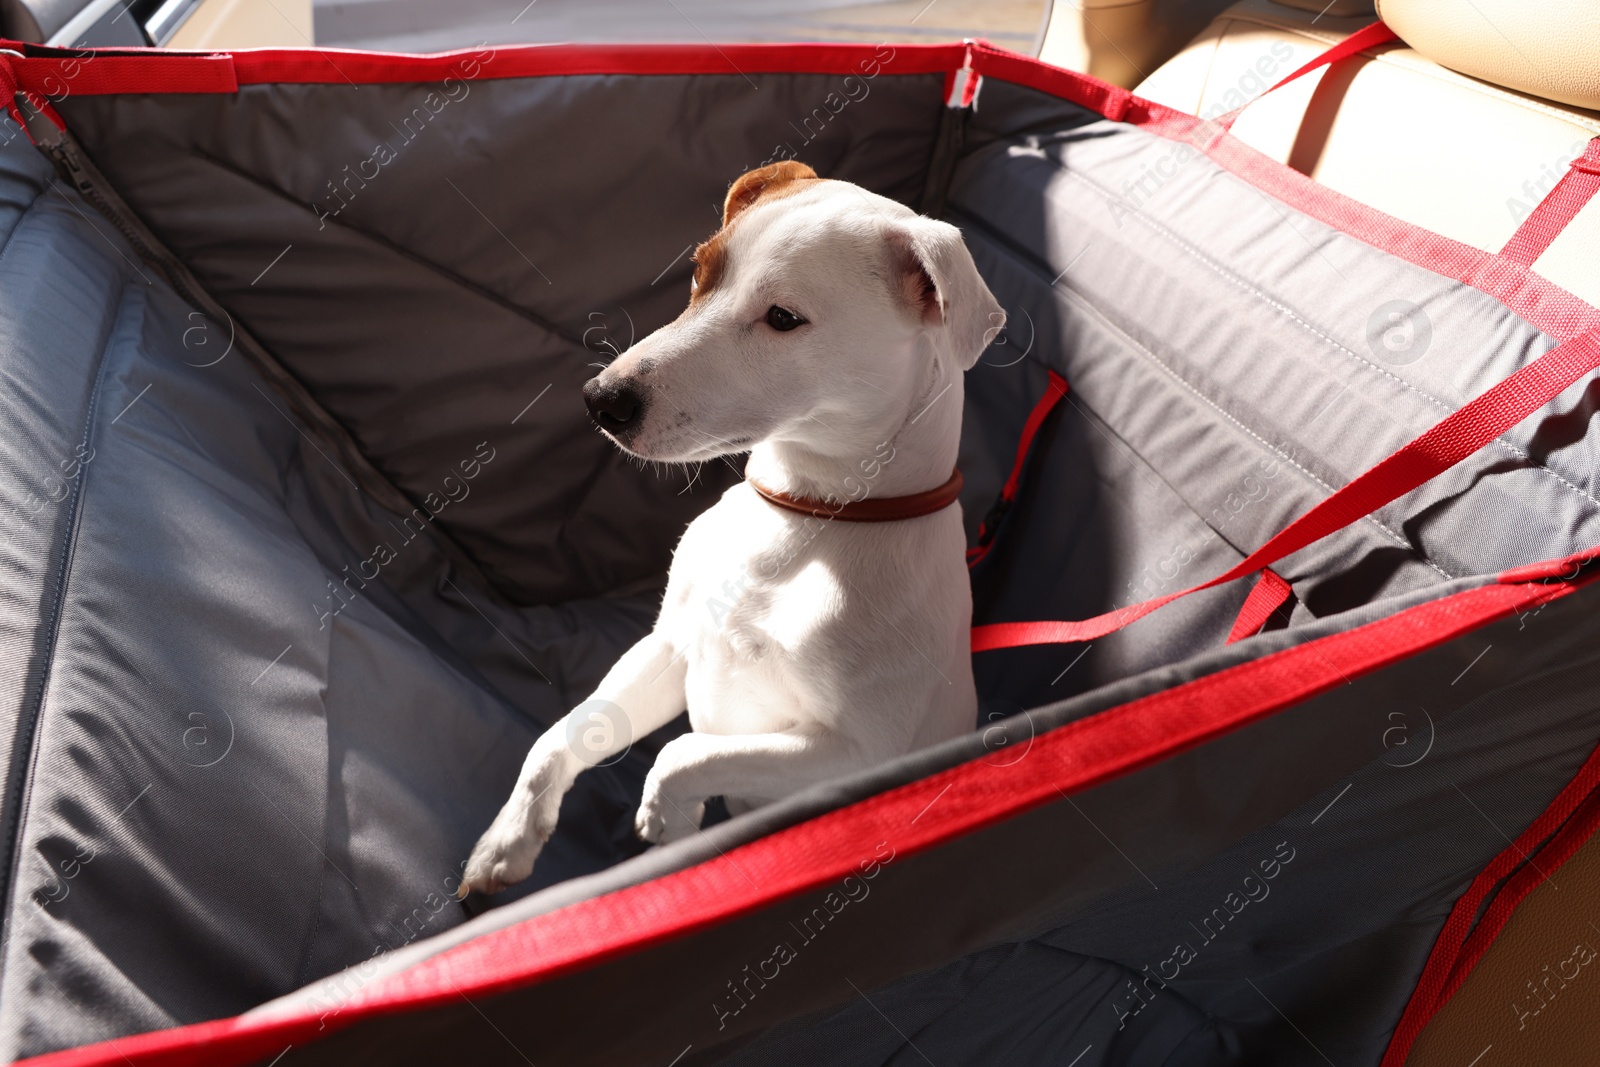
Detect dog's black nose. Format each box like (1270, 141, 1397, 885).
(583, 377, 643, 432)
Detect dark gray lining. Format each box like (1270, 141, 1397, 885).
(4, 61, 1600, 1066)
(189, 147, 582, 348)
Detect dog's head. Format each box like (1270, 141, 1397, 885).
(582, 162, 1004, 462)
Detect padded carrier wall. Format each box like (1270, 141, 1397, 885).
(1, 34, 1599, 1067)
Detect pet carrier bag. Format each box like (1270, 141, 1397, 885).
(1, 10, 1599, 1066)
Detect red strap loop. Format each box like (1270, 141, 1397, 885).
(973, 327, 1600, 653)
(967, 370, 1069, 568)
(1226, 568, 1294, 644)
(1217, 20, 1398, 130)
(0, 50, 23, 130)
(1500, 137, 1600, 267)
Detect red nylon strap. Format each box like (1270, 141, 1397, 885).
(0, 51, 21, 129)
(1217, 20, 1398, 130)
(998, 372, 1069, 506)
(1500, 137, 1600, 267)
(972, 326, 1600, 652)
(1225, 568, 1293, 644)
(0, 51, 67, 137)
(967, 370, 1069, 567)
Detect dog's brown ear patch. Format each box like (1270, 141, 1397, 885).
(693, 162, 817, 304)
(722, 161, 818, 227)
(690, 232, 727, 303)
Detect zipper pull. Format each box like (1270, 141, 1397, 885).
(946, 39, 983, 110)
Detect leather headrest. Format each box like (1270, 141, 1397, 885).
(1376, 0, 1600, 110)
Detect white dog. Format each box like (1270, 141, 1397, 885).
(462, 161, 1003, 895)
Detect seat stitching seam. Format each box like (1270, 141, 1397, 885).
(952, 206, 1452, 578)
(1057, 160, 1600, 519)
(1039, 251, 1456, 579)
(0, 269, 124, 981)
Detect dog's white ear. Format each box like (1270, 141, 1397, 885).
(889, 218, 1005, 370)
(724, 161, 819, 227)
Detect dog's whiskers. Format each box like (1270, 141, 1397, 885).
(678, 460, 705, 495)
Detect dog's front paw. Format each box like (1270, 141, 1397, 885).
(461, 819, 545, 897)
(461, 747, 580, 897)
(635, 786, 704, 846)
(461, 792, 560, 897)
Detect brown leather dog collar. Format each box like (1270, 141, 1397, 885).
(747, 468, 964, 522)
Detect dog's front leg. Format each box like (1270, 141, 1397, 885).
(636, 730, 862, 845)
(463, 632, 687, 894)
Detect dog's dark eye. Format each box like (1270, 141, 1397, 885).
(765, 305, 805, 332)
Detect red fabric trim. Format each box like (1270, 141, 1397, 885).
(0, 56, 66, 139)
(1202, 133, 1600, 343)
(969, 46, 1600, 345)
(1444, 793, 1600, 999)
(232, 41, 965, 84)
(19, 568, 1590, 1067)
(0, 40, 965, 96)
(1217, 21, 1398, 130)
(967, 46, 1133, 123)
(3, 37, 1596, 339)
(1381, 712, 1600, 1063)
(1, 50, 237, 95)
(1225, 568, 1293, 643)
(971, 327, 1600, 652)
(1500, 138, 1600, 267)
(967, 370, 1069, 567)
(0, 54, 22, 130)
(1499, 547, 1596, 584)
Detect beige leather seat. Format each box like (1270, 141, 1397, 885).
(1124, 0, 1600, 306)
